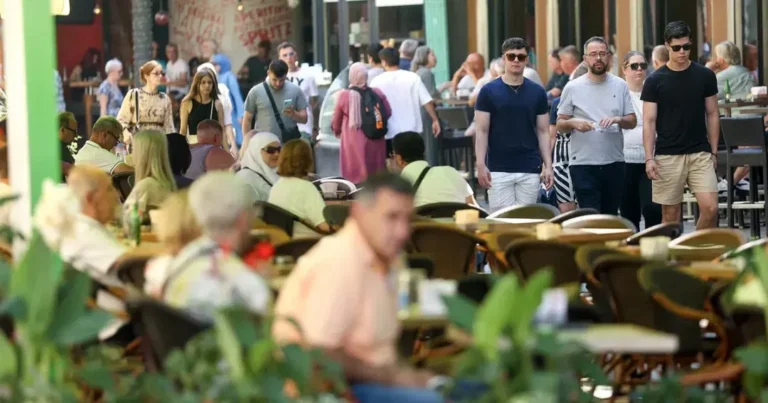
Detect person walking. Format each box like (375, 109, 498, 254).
(411, 46, 442, 165)
(332, 63, 391, 184)
(556, 36, 636, 215)
(278, 42, 319, 141)
(475, 37, 553, 211)
(620, 51, 661, 229)
(642, 21, 720, 229)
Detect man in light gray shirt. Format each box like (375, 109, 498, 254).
(556, 36, 636, 215)
(241, 60, 308, 142)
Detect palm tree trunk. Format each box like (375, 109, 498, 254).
(131, 0, 153, 87)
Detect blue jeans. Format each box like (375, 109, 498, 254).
(570, 162, 625, 215)
(351, 384, 444, 403)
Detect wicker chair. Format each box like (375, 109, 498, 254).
(409, 223, 487, 279)
(561, 214, 638, 232)
(638, 264, 728, 365)
(504, 239, 580, 286)
(256, 201, 330, 237)
(718, 238, 768, 261)
(484, 230, 535, 273)
(670, 228, 746, 249)
(111, 255, 152, 290)
(623, 223, 682, 245)
(127, 298, 210, 372)
(323, 204, 350, 229)
(415, 202, 489, 219)
(487, 203, 559, 220)
(274, 238, 321, 261)
(112, 172, 135, 203)
(574, 245, 630, 322)
(407, 254, 435, 279)
(548, 208, 599, 224)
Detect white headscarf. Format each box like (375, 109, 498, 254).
(240, 132, 281, 185)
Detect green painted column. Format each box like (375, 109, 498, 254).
(4, 0, 60, 234)
(424, 0, 450, 84)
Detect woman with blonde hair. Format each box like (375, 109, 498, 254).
(124, 130, 177, 219)
(117, 61, 175, 142)
(179, 68, 226, 145)
(268, 139, 329, 237)
(331, 62, 391, 184)
(143, 190, 202, 297)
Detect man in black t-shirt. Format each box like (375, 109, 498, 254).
(641, 21, 720, 229)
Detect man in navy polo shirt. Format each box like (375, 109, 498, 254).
(475, 37, 553, 212)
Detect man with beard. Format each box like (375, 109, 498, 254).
(556, 36, 636, 214)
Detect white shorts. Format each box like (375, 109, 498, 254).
(488, 172, 540, 212)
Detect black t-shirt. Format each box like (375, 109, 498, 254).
(60, 142, 74, 164)
(545, 73, 569, 92)
(640, 62, 718, 155)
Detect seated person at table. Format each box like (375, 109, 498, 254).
(236, 131, 281, 202)
(40, 166, 128, 340)
(393, 131, 476, 207)
(123, 130, 176, 220)
(163, 171, 270, 320)
(143, 190, 202, 297)
(58, 112, 77, 179)
(268, 139, 329, 237)
(185, 119, 236, 180)
(75, 116, 133, 175)
(273, 172, 442, 403)
(166, 133, 194, 189)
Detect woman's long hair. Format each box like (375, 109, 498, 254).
(411, 46, 433, 72)
(183, 68, 221, 104)
(132, 130, 177, 191)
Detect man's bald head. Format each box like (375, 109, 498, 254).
(466, 53, 485, 76)
(652, 45, 669, 69)
(67, 165, 117, 224)
(196, 119, 224, 146)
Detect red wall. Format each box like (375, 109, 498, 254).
(55, 14, 104, 75)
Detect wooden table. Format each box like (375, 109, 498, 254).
(718, 98, 768, 117)
(555, 228, 634, 245)
(431, 217, 545, 233)
(558, 324, 679, 354)
(682, 261, 741, 281)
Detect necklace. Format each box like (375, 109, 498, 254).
(508, 82, 523, 94)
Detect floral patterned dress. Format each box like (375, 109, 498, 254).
(117, 88, 175, 141)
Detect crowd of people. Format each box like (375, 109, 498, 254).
(23, 18, 767, 402)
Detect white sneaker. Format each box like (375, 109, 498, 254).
(736, 179, 750, 192)
(717, 179, 728, 193)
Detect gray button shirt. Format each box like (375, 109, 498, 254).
(244, 80, 308, 141)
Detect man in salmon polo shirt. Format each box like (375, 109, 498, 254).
(273, 172, 443, 403)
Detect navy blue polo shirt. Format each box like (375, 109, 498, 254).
(475, 77, 548, 174)
(549, 97, 560, 126)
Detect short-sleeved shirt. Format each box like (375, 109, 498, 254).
(458, 70, 492, 91)
(557, 74, 635, 166)
(545, 72, 569, 92)
(267, 177, 325, 238)
(640, 62, 718, 156)
(370, 70, 433, 139)
(401, 160, 472, 207)
(273, 219, 401, 368)
(549, 97, 561, 126)
(98, 81, 124, 117)
(61, 142, 75, 164)
(287, 69, 319, 135)
(74, 140, 123, 174)
(475, 77, 549, 173)
(166, 58, 190, 94)
(244, 81, 309, 142)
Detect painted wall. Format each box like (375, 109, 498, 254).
(55, 13, 104, 75)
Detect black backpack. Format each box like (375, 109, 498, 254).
(351, 87, 388, 139)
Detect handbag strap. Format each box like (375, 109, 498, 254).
(133, 89, 140, 125)
(209, 98, 214, 119)
(263, 82, 289, 136)
(413, 166, 432, 194)
(243, 167, 273, 187)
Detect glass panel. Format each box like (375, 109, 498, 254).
(743, 0, 760, 82)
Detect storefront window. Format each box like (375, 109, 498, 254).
(742, 0, 760, 83)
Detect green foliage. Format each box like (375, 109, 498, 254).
(442, 270, 608, 401)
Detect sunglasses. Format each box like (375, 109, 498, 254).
(627, 62, 648, 71)
(62, 126, 78, 136)
(504, 53, 528, 62)
(669, 43, 693, 52)
(263, 146, 282, 154)
(151, 71, 166, 76)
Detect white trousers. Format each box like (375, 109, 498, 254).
(488, 172, 540, 212)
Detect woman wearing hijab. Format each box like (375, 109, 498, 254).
(331, 62, 391, 184)
(211, 54, 246, 147)
(236, 131, 281, 202)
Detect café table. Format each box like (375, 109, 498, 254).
(67, 79, 132, 137)
(431, 217, 546, 233)
(718, 97, 768, 117)
(669, 244, 728, 262)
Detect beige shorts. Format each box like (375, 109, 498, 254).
(652, 152, 718, 205)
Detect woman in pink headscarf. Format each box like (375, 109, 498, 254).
(332, 62, 391, 184)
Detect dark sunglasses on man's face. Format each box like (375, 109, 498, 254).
(504, 53, 528, 62)
(669, 43, 693, 52)
(628, 62, 648, 71)
(263, 146, 282, 154)
(62, 126, 78, 136)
